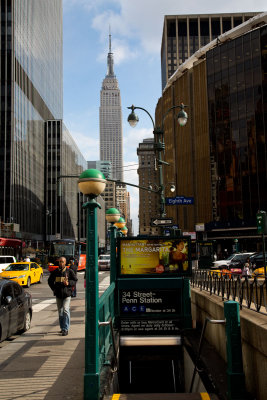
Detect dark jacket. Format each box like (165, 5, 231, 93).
(48, 267, 77, 299)
(69, 264, 78, 277)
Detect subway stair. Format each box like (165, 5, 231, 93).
(105, 394, 219, 399)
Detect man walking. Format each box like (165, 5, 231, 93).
(48, 256, 77, 336)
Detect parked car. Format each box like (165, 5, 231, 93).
(0, 256, 17, 273)
(212, 252, 255, 269)
(98, 254, 110, 271)
(249, 252, 267, 269)
(0, 280, 32, 342)
(0, 262, 43, 287)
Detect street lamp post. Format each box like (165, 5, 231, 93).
(121, 226, 128, 236)
(106, 208, 121, 284)
(77, 169, 106, 400)
(127, 103, 188, 219)
(114, 216, 126, 230)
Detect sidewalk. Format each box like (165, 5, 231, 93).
(0, 297, 85, 400)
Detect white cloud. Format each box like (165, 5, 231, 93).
(96, 38, 139, 65)
(69, 130, 99, 160)
(76, 0, 267, 57)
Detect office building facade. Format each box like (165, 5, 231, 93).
(161, 12, 260, 90)
(0, 1, 89, 247)
(137, 138, 160, 235)
(45, 120, 87, 242)
(87, 160, 112, 179)
(0, 0, 63, 241)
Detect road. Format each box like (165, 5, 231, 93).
(0, 269, 110, 349)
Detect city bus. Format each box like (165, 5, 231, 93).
(48, 239, 86, 272)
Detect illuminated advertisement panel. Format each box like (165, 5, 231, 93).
(119, 237, 191, 276)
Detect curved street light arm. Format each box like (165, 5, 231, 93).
(127, 105, 155, 130)
(107, 178, 159, 194)
(160, 103, 188, 132)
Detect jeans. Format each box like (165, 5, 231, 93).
(71, 284, 77, 297)
(56, 296, 71, 331)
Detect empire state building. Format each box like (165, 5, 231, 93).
(99, 35, 123, 181)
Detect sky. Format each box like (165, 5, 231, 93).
(62, 0, 266, 235)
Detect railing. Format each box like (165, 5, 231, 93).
(191, 270, 267, 314)
(99, 281, 116, 367)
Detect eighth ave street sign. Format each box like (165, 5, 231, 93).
(151, 218, 173, 226)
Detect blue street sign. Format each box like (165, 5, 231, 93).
(165, 196, 194, 205)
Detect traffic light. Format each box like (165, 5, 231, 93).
(256, 211, 267, 234)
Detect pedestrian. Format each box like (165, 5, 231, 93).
(242, 257, 251, 277)
(69, 257, 78, 297)
(48, 256, 77, 336)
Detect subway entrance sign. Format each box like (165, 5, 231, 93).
(116, 236, 192, 335)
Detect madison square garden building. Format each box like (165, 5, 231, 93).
(156, 14, 267, 252)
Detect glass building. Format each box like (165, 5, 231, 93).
(45, 121, 87, 242)
(156, 13, 267, 250)
(0, 0, 62, 241)
(207, 25, 267, 224)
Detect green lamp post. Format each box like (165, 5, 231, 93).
(78, 169, 106, 400)
(121, 226, 128, 236)
(127, 103, 187, 219)
(114, 216, 126, 229)
(106, 208, 121, 284)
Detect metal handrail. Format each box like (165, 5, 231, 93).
(99, 318, 119, 373)
(191, 270, 267, 314)
(189, 317, 226, 392)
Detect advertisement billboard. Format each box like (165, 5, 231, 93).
(118, 236, 191, 276)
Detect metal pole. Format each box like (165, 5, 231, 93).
(109, 224, 117, 284)
(262, 233, 266, 279)
(224, 301, 246, 400)
(153, 127, 166, 220)
(83, 199, 101, 400)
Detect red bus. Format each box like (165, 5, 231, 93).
(48, 239, 86, 272)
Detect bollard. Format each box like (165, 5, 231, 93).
(224, 301, 246, 400)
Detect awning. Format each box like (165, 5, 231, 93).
(0, 238, 22, 247)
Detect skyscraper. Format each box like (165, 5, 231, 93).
(99, 34, 123, 181)
(0, 0, 63, 239)
(0, 1, 86, 247)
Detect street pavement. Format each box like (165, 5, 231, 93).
(0, 271, 110, 400)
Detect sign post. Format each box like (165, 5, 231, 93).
(256, 211, 267, 277)
(151, 217, 173, 227)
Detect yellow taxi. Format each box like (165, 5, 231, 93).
(252, 267, 266, 279)
(0, 261, 43, 287)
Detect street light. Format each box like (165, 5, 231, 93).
(105, 208, 121, 284)
(149, 182, 176, 194)
(114, 216, 126, 229)
(121, 226, 128, 236)
(127, 103, 187, 218)
(77, 168, 106, 400)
